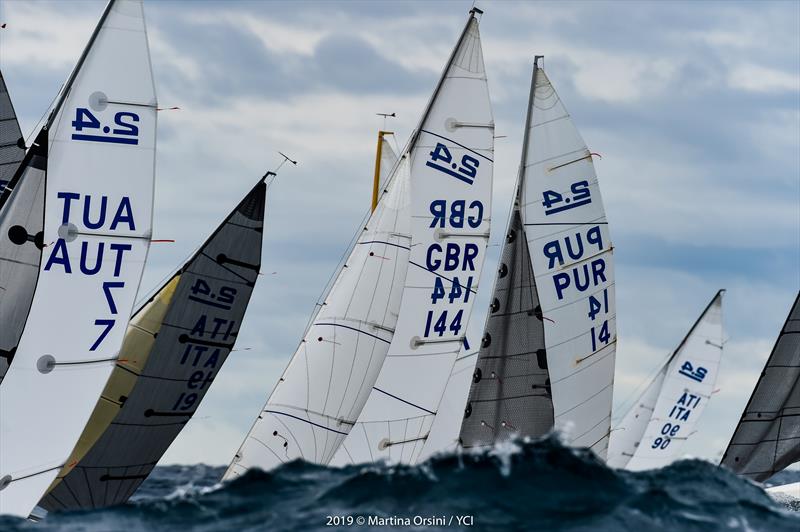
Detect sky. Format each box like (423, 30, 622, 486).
(0, 0, 798, 467)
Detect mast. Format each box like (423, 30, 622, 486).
(371, 130, 393, 212)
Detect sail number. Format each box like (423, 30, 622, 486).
(542, 180, 592, 216)
(166, 277, 239, 414)
(650, 391, 702, 452)
(43, 192, 138, 352)
(426, 143, 480, 185)
(420, 198, 483, 340)
(71, 107, 140, 145)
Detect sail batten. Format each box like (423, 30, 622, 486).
(721, 292, 800, 481)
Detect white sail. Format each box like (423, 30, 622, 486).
(520, 63, 616, 458)
(331, 11, 494, 466)
(224, 154, 411, 478)
(0, 0, 156, 517)
(623, 291, 724, 471)
(378, 137, 398, 191)
(606, 364, 667, 468)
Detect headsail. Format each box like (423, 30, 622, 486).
(0, 70, 25, 193)
(608, 290, 725, 470)
(721, 292, 800, 481)
(458, 61, 552, 450)
(0, 0, 157, 517)
(520, 58, 616, 458)
(225, 157, 411, 478)
(39, 179, 267, 511)
(331, 9, 494, 466)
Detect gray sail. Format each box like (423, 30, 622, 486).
(458, 208, 552, 447)
(720, 292, 800, 482)
(0, 70, 24, 193)
(0, 128, 47, 381)
(458, 58, 553, 448)
(39, 179, 266, 511)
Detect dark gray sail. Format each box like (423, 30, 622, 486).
(459, 57, 553, 448)
(720, 292, 800, 482)
(0, 70, 24, 193)
(0, 127, 47, 381)
(40, 179, 267, 511)
(459, 208, 552, 447)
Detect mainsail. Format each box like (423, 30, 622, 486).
(721, 291, 800, 481)
(458, 61, 552, 450)
(330, 9, 494, 466)
(520, 57, 616, 458)
(608, 290, 725, 470)
(39, 179, 267, 511)
(0, 0, 157, 517)
(0, 70, 24, 193)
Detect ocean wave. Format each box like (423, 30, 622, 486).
(1, 437, 798, 531)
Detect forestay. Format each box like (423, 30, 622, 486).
(721, 292, 800, 482)
(609, 290, 724, 470)
(0, 0, 157, 517)
(331, 10, 494, 466)
(40, 179, 266, 511)
(521, 60, 616, 458)
(0, 70, 24, 193)
(224, 154, 412, 478)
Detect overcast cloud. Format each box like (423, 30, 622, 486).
(0, 0, 797, 466)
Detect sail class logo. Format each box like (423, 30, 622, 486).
(678, 360, 708, 383)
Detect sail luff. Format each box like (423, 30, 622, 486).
(721, 291, 800, 481)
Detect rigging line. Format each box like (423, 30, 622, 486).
(419, 129, 494, 162)
(315, 321, 391, 344)
(409, 260, 479, 294)
(263, 410, 349, 435)
(373, 386, 436, 415)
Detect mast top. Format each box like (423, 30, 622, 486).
(470, 7, 484, 16)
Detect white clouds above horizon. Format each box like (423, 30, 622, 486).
(0, 0, 797, 468)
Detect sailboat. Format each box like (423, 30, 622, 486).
(720, 291, 800, 482)
(326, 8, 494, 467)
(38, 177, 268, 511)
(455, 56, 616, 459)
(0, 70, 24, 194)
(0, 0, 157, 517)
(607, 290, 725, 470)
(224, 7, 494, 478)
